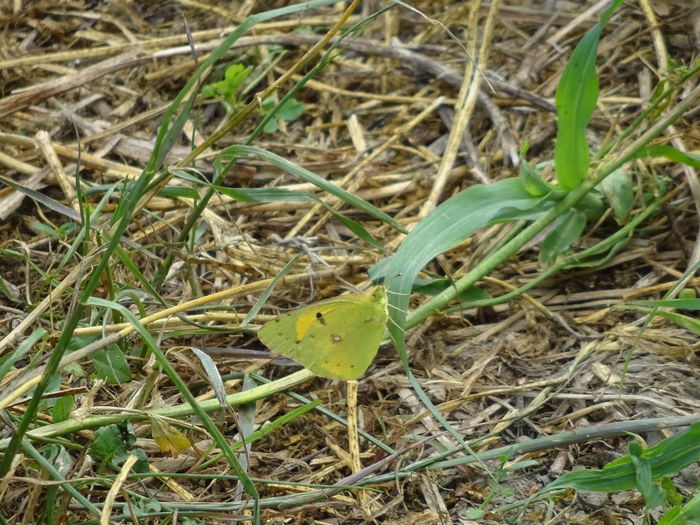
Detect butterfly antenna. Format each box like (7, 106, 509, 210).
(387, 302, 408, 313)
(385, 308, 407, 335)
(337, 275, 363, 294)
(385, 289, 409, 298)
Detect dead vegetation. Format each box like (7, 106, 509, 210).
(0, 0, 699, 523)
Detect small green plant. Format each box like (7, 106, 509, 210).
(462, 451, 537, 520)
(260, 94, 305, 133)
(538, 423, 700, 523)
(202, 63, 305, 133)
(89, 422, 148, 473)
(374, 0, 699, 338)
(201, 63, 253, 111)
(67, 333, 132, 385)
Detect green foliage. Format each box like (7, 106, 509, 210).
(216, 145, 402, 248)
(91, 346, 132, 384)
(518, 154, 554, 198)
(628, 304, 700, 336)
(631, 145, 700, 168)
(69, 334, 133, 384)
(598, 168, 634, 221)
(201, 63, 253, 110)
(462, 451, 536, 520)
(539, 209, 587, 265)
(372, 177, 552, 289)
(3, 0, 697, 521)
(540, 423, 700, 515)
(52, 395, 74, 424)
(29, 221, 77, 239)
(38, 445, 73, 524)
(202, 63, 305, 132)
(554, 0, 624, 190)
(89, 422, 149, 473)
(0, 328, 45, 383)
(658, 491, 700, 525)
(260, 95, 305, 132)
(376, 0, 700, 323)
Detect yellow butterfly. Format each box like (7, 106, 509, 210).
(259, 286, 388, 379)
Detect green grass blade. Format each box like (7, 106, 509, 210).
(630, 307, 700, 336)
(194, 399, 322, 471)
(211, 184, 385, 248)
(0, 328, 46, 383)
(84, 297, 261, 514)
(21, 439, 101, 519)
(630, 298, 700, 310)
(631, 145, 700, 168)
(227, 145, 402, 231)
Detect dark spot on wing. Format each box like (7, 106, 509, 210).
(316, 311, 326, 324)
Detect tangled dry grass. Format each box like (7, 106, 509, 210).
(0, 1, 699, 523)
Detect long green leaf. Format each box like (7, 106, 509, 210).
(542, 422, 700, 493)
(632, 145, 700, 168)
(554, 0, 623, 189)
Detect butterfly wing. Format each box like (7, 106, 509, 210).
(259, 286, 388, 379)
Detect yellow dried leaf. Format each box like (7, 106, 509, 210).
(150, 417, 192, 457)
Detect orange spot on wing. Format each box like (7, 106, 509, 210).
(294, 312, 318, 340)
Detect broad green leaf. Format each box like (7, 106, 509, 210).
(89, 424, 132, 471)
(224, 64, 253, 93)
(262, 95, 304, 133)
(554, 0, 624, 189)
(276, 97, 305, 122)
(52, 395, 74, 424)
(519, 157, 553, 197)
(201, 84, 216, 98)
(201, 64, 253, 108)
(542, 422, 700, 494)
(91, 345, 132, 384)
(629, 441, 666, 510)
(599, 168, 634, 221)
(540, 208, 587, 264)
(376, 178, 546, 323)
